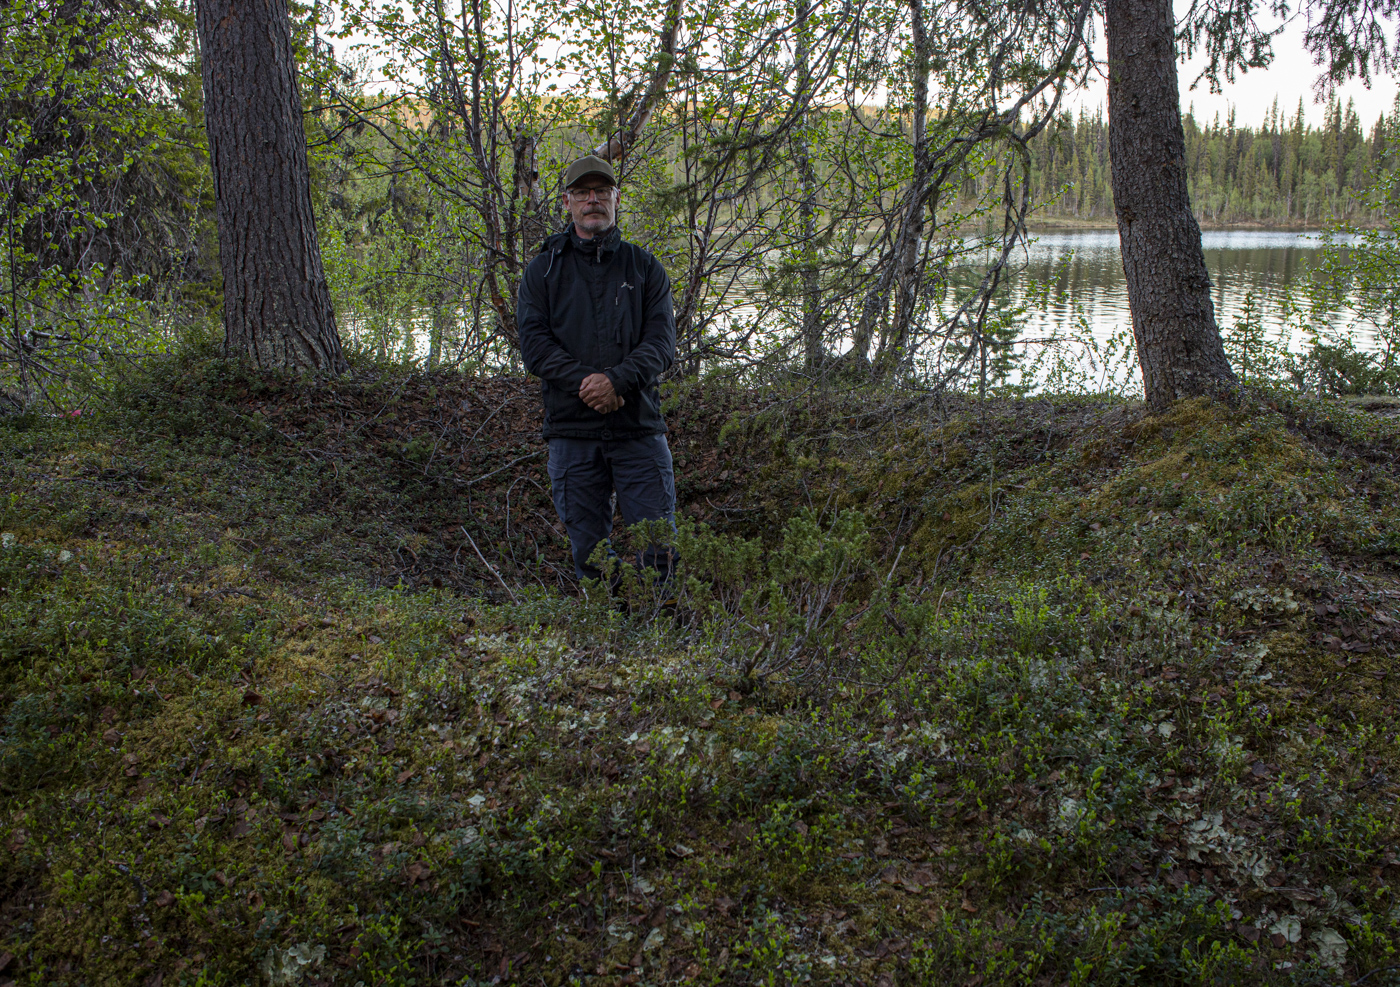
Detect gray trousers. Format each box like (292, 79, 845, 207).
(546, 434, 677, 584)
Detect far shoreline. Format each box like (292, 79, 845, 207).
(1026, 215, 1377, 234)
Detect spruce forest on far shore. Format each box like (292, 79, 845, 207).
(1027, 96, 1400, 229)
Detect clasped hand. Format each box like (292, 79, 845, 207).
(580, 373, 624, 414)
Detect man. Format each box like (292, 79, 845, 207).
(517, 154, 678, 587)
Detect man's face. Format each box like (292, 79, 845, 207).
(564, 177, 619, 239)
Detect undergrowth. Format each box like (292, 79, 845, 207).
(0, 357, 1398, 985)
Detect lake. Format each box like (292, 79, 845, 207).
(348, 228, 1366, 391)
(994, 228, 1368, 342)
(946, 228, 1366, 391)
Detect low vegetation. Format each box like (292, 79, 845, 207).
(1, 358, 1399, 985)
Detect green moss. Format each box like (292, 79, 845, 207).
(0, 364, 1398, 984)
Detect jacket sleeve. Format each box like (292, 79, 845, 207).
(604, 253, 675, 394)
(517, 255, 598, 392)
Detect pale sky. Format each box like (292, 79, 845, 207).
(1068, 8, 1400, 128)
(333, 3, 1400, 129)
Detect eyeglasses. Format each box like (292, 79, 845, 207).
(566, 186, 616, 202)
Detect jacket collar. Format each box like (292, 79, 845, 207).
(566, 222, 621, 260)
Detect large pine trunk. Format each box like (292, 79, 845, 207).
(1105, 0, 1235, 410)
(196, 0, 346, 372)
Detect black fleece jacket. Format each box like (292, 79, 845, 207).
(517, 224, 676, 440)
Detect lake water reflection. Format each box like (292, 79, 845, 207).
(1001, 228, 1355, 345)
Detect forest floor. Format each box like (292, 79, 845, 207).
(1, 357, 1400, 986)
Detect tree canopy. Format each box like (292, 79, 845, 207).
(2, 0, 1398, 406)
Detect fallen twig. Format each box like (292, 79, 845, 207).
(461, 450, 544, 488)
(460, 526, 519, 604)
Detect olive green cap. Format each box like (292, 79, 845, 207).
(563, 154, 617, 189)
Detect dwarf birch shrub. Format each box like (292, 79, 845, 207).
(610, 508, 876, 684)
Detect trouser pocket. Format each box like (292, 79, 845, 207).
(547, 465, 569, 526)
(655, 458, 676, 516)
(548, 440, 616, 581)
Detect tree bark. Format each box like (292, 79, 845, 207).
(873, 0, 931, 380)
(794, 1, 823, 371)
(592, 0, 683, 162)
(197, 0, 347, 372)
(1105, 0, 1235, 410)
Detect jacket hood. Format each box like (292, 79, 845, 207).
(542, 223, 621, 255)
(539, 223, 621, 276)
